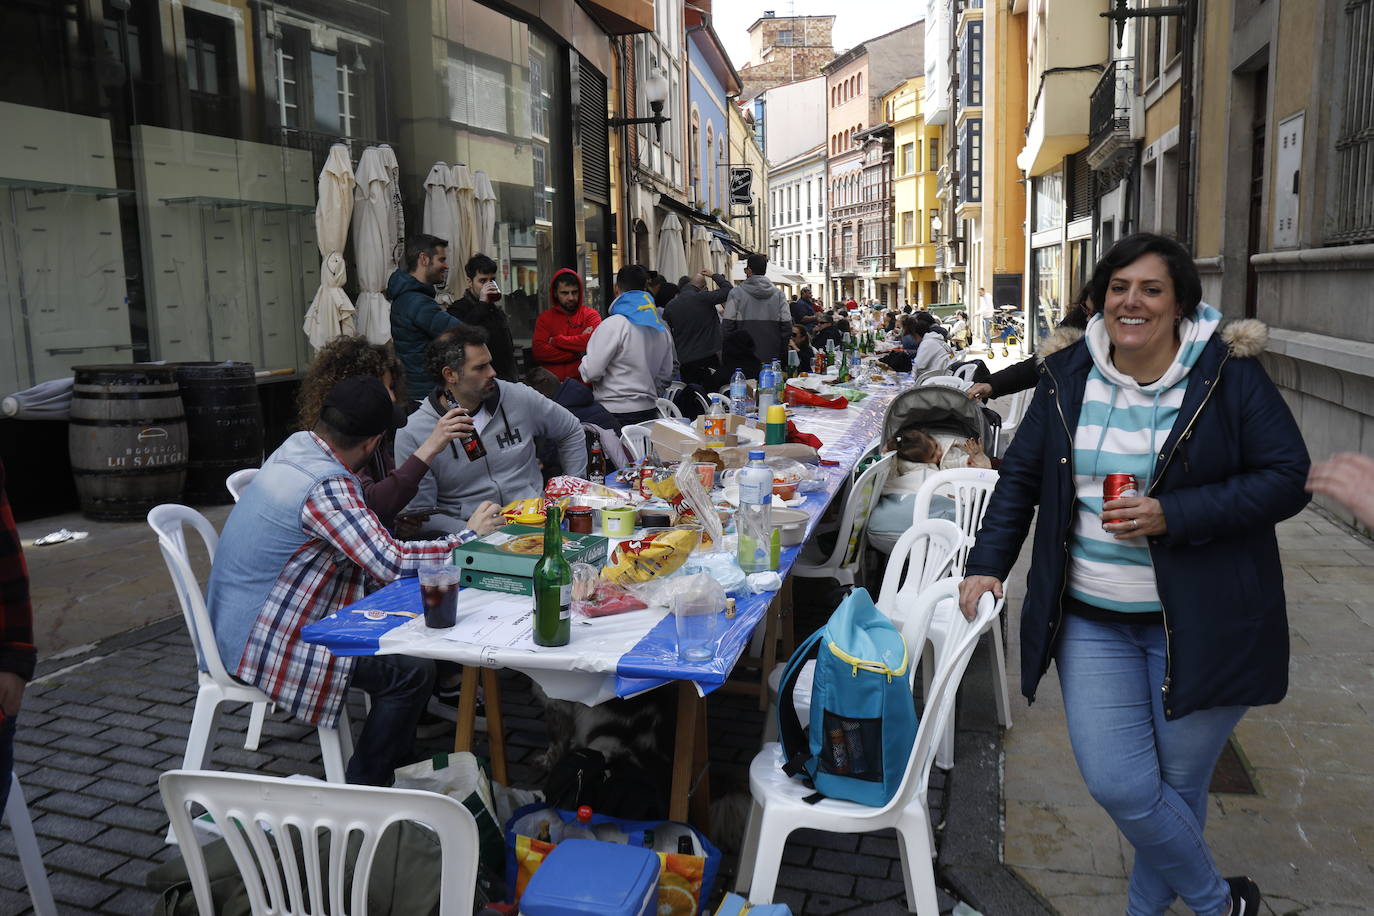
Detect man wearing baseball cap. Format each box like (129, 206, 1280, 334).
(206, 376, 504, 785)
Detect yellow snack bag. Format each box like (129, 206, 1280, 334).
(602, 527, 702, 585)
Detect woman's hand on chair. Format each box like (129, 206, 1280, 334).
(966, 382, 992, 402)
(1100, 496, 1168, 539)
(958, 576, 1003, 622)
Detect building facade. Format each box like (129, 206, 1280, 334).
(1013, 0, 1104, 346)
(887, 78, 941, 308)
(768, 145, 828, 296)
(738, 14, 836, 102)
(824, 21, 925, 305)
(979, 0, 1028, 324)
(686, 15, 741, 216)
(1191, 0, 1374, 525)
(0, 0, 641, 516)
(727, 101, 768, 254)
(752, 75, 827, 167)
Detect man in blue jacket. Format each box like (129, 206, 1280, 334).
(388, 234, 460, 405)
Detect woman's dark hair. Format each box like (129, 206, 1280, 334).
(901, 315, 922, 338)
(1088, 233, 1200, 317)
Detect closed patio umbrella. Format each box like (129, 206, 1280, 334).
(473, 169, 497, 257)
(379, 144, 405, 270)
(655, 213, 689, 287)
(453, 163, 479, 264)
(688, 224, 712, 278)
(302, 144, 356, 350)
(422, 162, 457, 305)
(709, 236, 728, 276)
(2, 377, 74, 420)
(351, 146, 392, 344)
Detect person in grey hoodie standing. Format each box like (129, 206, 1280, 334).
(723, 253, 790, 365)
(396, 324, 586, 535)
(388, 234, 460, 405)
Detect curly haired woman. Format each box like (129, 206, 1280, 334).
(298, 336, 468, 532)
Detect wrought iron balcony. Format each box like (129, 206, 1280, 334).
(1089, 58, 1134, 150)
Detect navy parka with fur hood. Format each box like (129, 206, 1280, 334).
(965, 317, 1311, 720)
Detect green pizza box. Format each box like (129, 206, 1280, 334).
(452, 524, 608, 596)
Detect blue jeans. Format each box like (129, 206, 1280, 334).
(1056, 614, 1244, 916)
(346, 654, 436, 786)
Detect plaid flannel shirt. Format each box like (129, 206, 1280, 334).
(0, 461, 36, 681)
(236, 452, 475, 727)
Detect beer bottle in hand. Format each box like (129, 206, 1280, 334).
(533, 506, 571, 646)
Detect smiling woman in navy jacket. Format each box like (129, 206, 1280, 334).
(959, 234, 1309, 916)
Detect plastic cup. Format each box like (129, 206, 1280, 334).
(693, 462, 717, 490)
(674, 593, 720, 662)
(602, 505, 638, 537)
(418, 565, 462, 628)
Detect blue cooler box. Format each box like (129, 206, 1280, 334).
(519, 839, 661, 916)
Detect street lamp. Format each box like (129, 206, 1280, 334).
(608, 71, 671, 142)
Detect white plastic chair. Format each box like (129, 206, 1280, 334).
(161, 770, 481, 916)
(225, 467, 258, 502)
(910, 468, 1011, 766)
(3, 773, 56, 916)
(763, 519, 964, 742)
(655, 397, 684, 419)
(792, 454, 892, 587)
(736, 582, 1003, 912)
(620, 422, 654, 463)
(665, 380, 685, 400)
(147, 505, 354, 788)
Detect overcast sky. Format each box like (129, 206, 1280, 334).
(709, 2, 924, 73)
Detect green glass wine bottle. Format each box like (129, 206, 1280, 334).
(533, 506, 571, 647)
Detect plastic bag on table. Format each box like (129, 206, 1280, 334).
(627, 571, 725, 618)
(570, 562, 648, 618)
(680, 550, 749, 595)
(544, 476, 622, 501)
(603, 527, 702, 585)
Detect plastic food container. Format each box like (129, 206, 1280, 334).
(771, 508, 810, 546)
(519, 839, 661, 916)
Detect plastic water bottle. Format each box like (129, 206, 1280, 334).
(771, 359, 786, 401)
(736, 450, 773, 573)
(758, 365, 776, 414)
(729, 369, 747, 416)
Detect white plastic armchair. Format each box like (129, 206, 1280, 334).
(655, 397, 684, 419)
(3, 773, 56, 916)
(910, 467, 1011, 766)
(764, 519, 963, 743)
(147, 505, 353, 791)
(792, 454, 893, 587)
(225, 467, 258, 502)
(737, 581, 1003, 912)
(160, 770, 481, 916)
(620, 422, 654, 463)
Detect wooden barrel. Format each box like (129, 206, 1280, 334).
(68, 365, 187, 520)
(174, 362, 264, 504)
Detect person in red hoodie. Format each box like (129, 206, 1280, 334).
(532, 269, 601, 382)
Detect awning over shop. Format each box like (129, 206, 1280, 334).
(580, 0, 655, 34)
(656, 193, 745, 249)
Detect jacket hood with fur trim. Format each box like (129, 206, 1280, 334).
(1036, 313, 1269, 363)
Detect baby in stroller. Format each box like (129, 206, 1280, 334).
(866, 386, 997, 554)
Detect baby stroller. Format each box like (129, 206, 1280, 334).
(881, 384, 1002, 459)
(989, 306, 1022, 358)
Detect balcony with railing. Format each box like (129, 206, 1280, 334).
(1086, 58, 1138, 177)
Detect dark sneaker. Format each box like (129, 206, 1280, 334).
(1225, 876, 1261, 916)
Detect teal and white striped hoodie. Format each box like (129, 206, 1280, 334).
(1067, 302, 1223, 612)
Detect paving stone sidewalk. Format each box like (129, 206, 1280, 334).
(1001, 506, 1374, 916)
(0, 531, 1039, 915)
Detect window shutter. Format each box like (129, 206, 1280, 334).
(578, 55, 611, 205)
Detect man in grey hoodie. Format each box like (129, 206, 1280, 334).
(723, 253, 790, 365)
(396, 324, 586, 534)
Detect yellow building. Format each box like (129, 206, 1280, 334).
(885, 78, 940, 307)
(980, 0, 1027, 320)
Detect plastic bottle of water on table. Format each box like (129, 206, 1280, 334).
(736, 450, 773, 573)
(729, 368, 747, 416)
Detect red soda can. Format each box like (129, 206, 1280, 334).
(1103, 473, 1139, 503)
(638, 465, 655, 498)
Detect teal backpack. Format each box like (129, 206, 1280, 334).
(777, 587, 917, 807)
